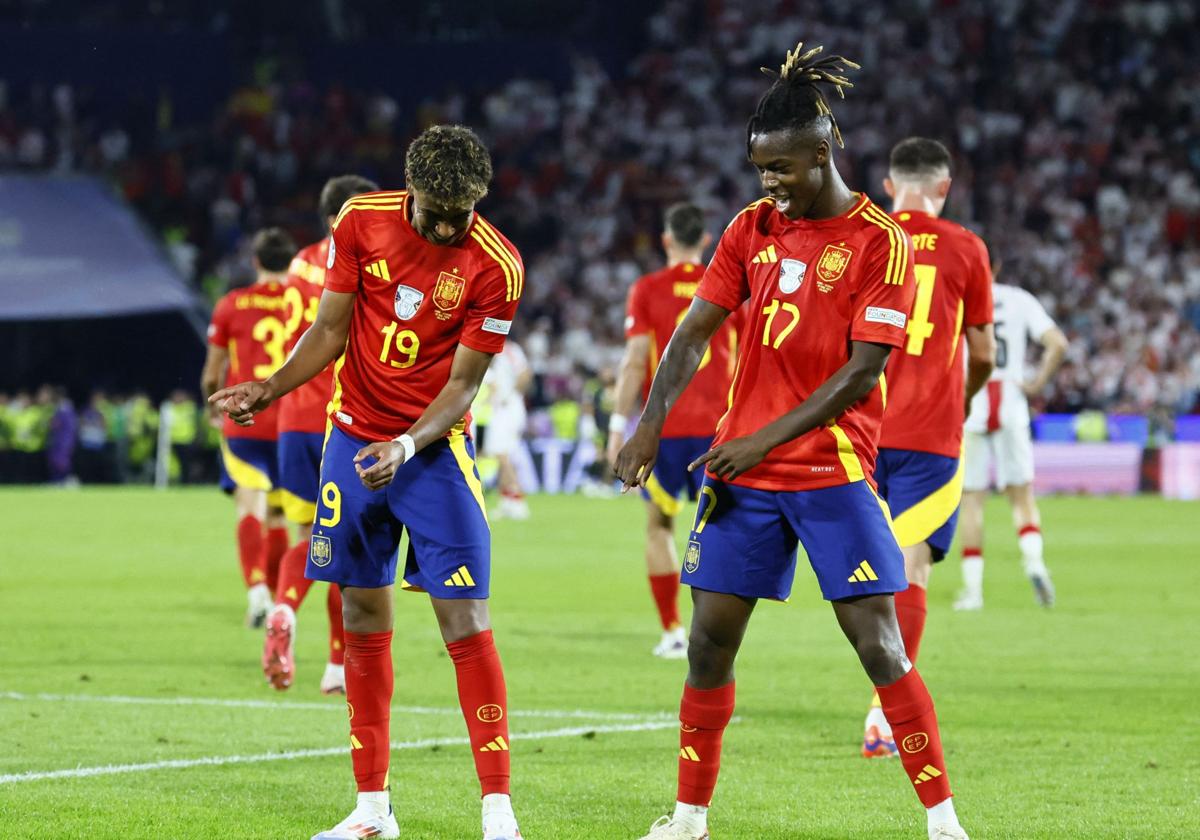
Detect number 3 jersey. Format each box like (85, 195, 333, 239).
(696, 195, 916, 491)
(208, 279, 289, 440)
(877, 210, 993, 458)
(324, 190, 524, 442)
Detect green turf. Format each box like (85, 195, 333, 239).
(0, 488, 1196, 838)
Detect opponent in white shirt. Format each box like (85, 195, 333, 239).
(958, 280, 1069, 610)
(481, 341, 532, 519)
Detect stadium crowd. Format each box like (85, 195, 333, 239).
(3, 0, 1199, 421)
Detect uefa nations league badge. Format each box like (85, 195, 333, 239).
(393, 285, 424, 320)
(779, 258, 806, 294)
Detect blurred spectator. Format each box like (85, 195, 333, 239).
(77, 391, 119, 484)
(46, 386, 78, 484)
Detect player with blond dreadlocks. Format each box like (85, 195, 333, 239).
(616, 43, 970, 840)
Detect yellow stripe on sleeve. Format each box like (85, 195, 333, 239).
(473, 218, 524, 300)
(862, 206, 907, 286)
(470, 231, 515, 302)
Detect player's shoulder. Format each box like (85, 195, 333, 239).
(466, 213, 524, 302)
(469, 213, 524, 267)
(331, 190, 408, 230)
(725, 197, 775, 234)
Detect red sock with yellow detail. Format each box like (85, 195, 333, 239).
(876, 667, 953, 807)
(446, 629, 510, 795)
(274, 542, 315, 609)
(677, 681, 735, 807)
(649, 573, 681, 630)
(343, 630, 393, 791)
(236, 515, 265, 588)
(327, 584, 345, 666)
(263, 526, 290, 594)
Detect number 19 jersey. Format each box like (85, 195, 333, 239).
(324, 191, 524, 442)
(208, 280, 289, 440)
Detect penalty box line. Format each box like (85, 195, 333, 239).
(0, 691, 673, 722)
(0, 720, 679, 785)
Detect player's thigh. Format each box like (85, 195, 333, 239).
(278, 430, 324, 527)
(962, 431, 991, 493)
(481, 409, 522, 458)
(996, 423, 1035, 488)
(307, 426, 404, 589)
(389, 435, 491, 600)
(682, 476, 799, 601)
(783, 480, 907, 602)
(876, 449, 962, 562)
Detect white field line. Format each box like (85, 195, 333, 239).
(0, 692, 673, 722)
(0, 720, 679, 785)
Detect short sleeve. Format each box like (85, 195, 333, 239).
(624, 279, 650, 338)
(696, 214, 751, 312)
(963, 233, 994, 328)
(849, 229, 917, 347)
(324, 214, 361, 294)
(207, 294, 233, 347)
(1024, 289, 1056, 340)
(461, 254, 524, 355)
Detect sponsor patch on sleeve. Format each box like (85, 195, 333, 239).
(482, 317, 512, 335)
(864, 306, 907, 329)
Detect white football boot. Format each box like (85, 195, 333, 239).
(653, 627, 688, 660)
(311, 799, 399, 839)
(245, 583, 272, 628)
(930, 824, 969, 839)
(637, 815, 709, 839)
(320, 661, 346, 695)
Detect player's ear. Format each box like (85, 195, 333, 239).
(883, 177, 896, 199)
(702, 231, 713, 250)
(662, 232, 672, 251)
(813, 137, 831, 167)
(937, 177, 952, 199)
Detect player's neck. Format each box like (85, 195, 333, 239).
(804, 168, 858, 220)
(889, 186, 943, 217)
(666, 251, 703, 268)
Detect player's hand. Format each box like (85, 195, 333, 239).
(689, 434, 770, 481)
(209, 381, 273, 427)
(613, 426, 660, 492)
(354, 441, 406, 491)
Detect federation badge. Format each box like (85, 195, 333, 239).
(433, 271, 467, 311)
(393, 285, 424, 320)
(816, 243, 853, 292)
(309, 534, 333, 568)
(476, 704, 505, 723)
(901, 732, 929, 754)
(684, 540, 701, 574)
(778, 258, 807, 294)
(326, 236, 336, 269)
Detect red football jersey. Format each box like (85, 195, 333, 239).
(324, 190, 523, 442)
(878, 211, 993, 457)
(625, 261, 738, 439)
(697, 195, 916, 491)
(276, 238, 334, 435)
(208, 280, 288, 440)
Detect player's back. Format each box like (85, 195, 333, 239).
(879, 211, 992, 457)
(276, 239, 332, 435)
(626, 262, 736, 439)
(209, 279, 290, 439)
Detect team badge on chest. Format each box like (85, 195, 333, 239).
(393, 285, 424, 320)
(816, 243, 853, 292)
(778, 258, 807, 294)
(433, 271, 467, 315)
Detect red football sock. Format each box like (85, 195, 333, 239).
(236, 515, 265, 588)
(327, 585, 345, 666)
(877, 667, 953, 807)
(894, 584, 928, 664)
(263, 526, 290, 593)
(649, 573, 681, 631)
(1018, 524, 1040, 538)
(275, 542, 315, 609)
(677, 681, 736, 807)
(446, 629, 510, 796)
(344, 630, 393, 792)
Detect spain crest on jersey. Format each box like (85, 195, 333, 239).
(433, 271, 466, 311)
(816, 243, 853, 292)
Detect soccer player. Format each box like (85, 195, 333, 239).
(615, 44, 969, 840)
(957, 271, 1068, 610)
(859, 137, 996, 759)
(201, 228, 297, 628)
(211, 125, 524, 840)
(263, 174, 379, 694)
(480, 340, 532, 520)
(606, 202, 737, 659)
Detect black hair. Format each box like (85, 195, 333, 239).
(746, 42, 860, 155)
(319, 174, 380, 221)
(252, 227, 297, 272)
(663, 202, 706, 248)
(889, 137, 953, 178)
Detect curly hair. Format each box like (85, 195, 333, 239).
(404, 125, 492, 206)
(747, 41, 860, 153)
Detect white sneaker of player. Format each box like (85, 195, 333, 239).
(1027, 570, 1056, 607)
(499, 496, 530, 521)
(482, 793, 522, 839)
(320, 661, 346, 695)
(637, 815, 709, 839)
(311, 797, 399, 839)
(652, 626, 688, 659)
(246, 583, 272, 629)
(929, 824, 969, 840)
(952, 590, 984, 611)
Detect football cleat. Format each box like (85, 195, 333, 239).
(952, 591, 983, 612)
(482, 811, 523, 839)
(862, 723, 898, 758)
(638, 816, 709, 839)
(653, 627, 688, 660)
(311, 804, 399, 840)
(498, 496, 530, 521)
(246, 583, 272, 629)
(320, 661, 346, 695)
(1028, 571, 1055, 607)
(929, 824, 969, 840)
(262, 604, 295, 690)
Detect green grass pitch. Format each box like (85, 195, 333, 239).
(1, 488, 1196, 838)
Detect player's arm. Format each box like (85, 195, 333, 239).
(605, 334, 650, 464)
(692, 340, 892, 480)
(1023, 324, 1069, 398)
(199, 344, 229, 425)
(613, 298, 730, 489)
(963, 323, 996, 412)
(354, 344, 494, 490)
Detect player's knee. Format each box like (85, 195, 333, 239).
(340, 587, 392, 634)
(686, 628, 734, 686)
(855, 635, 908, 685)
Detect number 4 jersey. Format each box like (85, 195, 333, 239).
(877, 210, 994, 458)
(324, 190, 524, 442)
(208, 279, 289, 440)
(696, 194, 916, 491)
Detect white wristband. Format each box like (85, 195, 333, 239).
(607, 414, 628, 435)
(393, 433, 416, 462)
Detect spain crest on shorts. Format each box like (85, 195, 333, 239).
(684, 540, 701, 574)
(816, 243, 853, 292)
(433, 271, 466, 312)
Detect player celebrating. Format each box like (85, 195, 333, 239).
(201, 228, 297, 628)
(957, 271, 1068, 610)
(263, 175, 379, 694)
(859, 137, 996, 758)
(211, 126, 524, 840)
(606, 202, 737, 659)
(615, 44, 969, 840)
